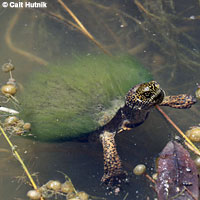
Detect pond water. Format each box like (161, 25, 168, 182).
(0, 1, 200, 200)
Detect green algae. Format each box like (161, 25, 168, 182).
(19, 54, 152, 141)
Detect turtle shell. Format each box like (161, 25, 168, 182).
(19, 54, 152, 141)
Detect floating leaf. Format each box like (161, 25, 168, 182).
(156, 141, 199, 200)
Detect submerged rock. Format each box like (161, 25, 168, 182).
(19, 54, 152, 141)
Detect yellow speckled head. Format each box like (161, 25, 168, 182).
(125, 81, 165, 110)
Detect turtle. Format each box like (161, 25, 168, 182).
(92, 80, 196, 185)
(19, 55, 196, 185)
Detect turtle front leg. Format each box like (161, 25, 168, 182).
(160, 94, 196, 109)
(100, 131, 127, 185)
(118, 120, 133, 133)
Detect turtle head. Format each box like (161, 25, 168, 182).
(125, 81, 165, 110)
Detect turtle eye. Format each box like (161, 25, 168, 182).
(143, 91, 152, 98)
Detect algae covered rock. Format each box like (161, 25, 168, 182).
(20, 54, 152, 141)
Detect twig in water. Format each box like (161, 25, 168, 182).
(57, 0, 112, 56)
(0, 106, 19, 114)
(123, 192, 129, 200)
(156, 105, 200, 156)
(5, 9, 48, 66)
(0, 125, 44, 200)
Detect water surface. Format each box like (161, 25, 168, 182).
(0, 1, 200, 199)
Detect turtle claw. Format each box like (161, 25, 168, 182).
(101, 170, 128, 186)
(118, 120, 133, 133)
(118, 126, 132, 133)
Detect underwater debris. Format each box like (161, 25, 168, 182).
(1, 84, 17, 96)
(46, 180, 62, 191)
(23, 122, 31, 131)
(2, 60, 15, 72)
(195, 87, 200, 99)
(185, 126, 200, 142)
(4, 115, 18, 125)
(5, 10, 48, 66)
(152, 173, 158, 181)
(60, 181, 75, 194)
(0, 62, 42, 198)
(134, 141, 199, 199)
(0, 126, 43, 199)
(26, 173, 105, 200)
(156, 105, 200, 156)
(194, 156, 200, 168)
(57, 0, 111, 56)
(133, 164, 146, 176)
(156, 141, 199, 200)
(0, 60, 19, 106)
(133, 163, 156, 186)
(27, 190, 41, 200)
(0, 62, 31, 136)
(3, 115, 31, 136)
(76, 191, 89, 200)
(0, 106, 19, 114)
(1, 60, 16, 84)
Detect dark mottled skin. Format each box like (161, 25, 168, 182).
(159, 94, 196, 109)
(156, 141, 199, 200)
(98, 81, 196, 185)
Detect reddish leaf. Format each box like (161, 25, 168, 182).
(156, 141, 199, 200)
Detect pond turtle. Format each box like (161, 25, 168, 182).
(19, 55, 196, 185)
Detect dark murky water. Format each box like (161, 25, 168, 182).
(0, 1, 200, 200)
